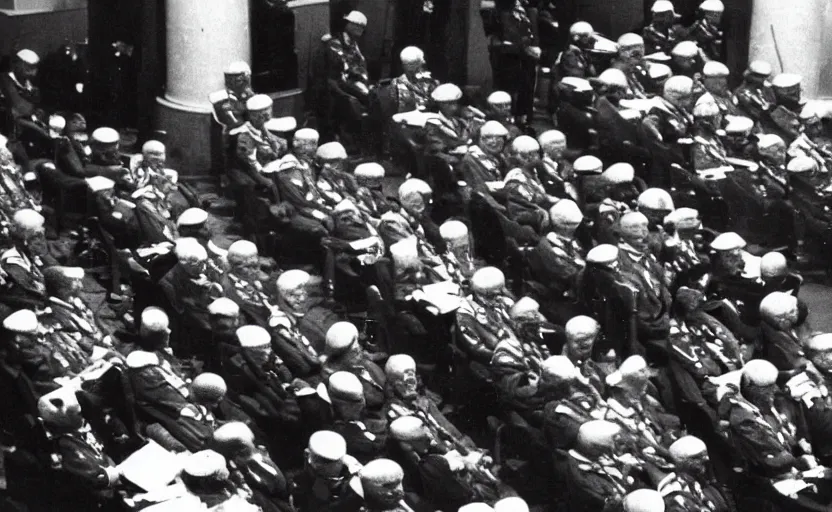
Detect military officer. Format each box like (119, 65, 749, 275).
(322, 321, 386, 412)
(562, 315, 615, 393)
(701, 61, 740, 117)
(642, 1, 686, 55)
(211, 422, 292, 512)
(769, 73, 804, 140)
(526, 199, 585, 304)
(616, 210, 669, 288)
(691, 94, 731, 173)
(290, 430, 362, 511)
(0, 49, 42, 133)
(356, 458, 431, 511)
(176, 207, 228, 282)
(669, 41, 702, 80)
(557, 21, 597, 79)
(460, 121, 509, 197)
(733, 60, 776, 126)
(388, 416, 489, 510)
(485, 90, 522, 140)
(722, 115, 755, 158)
(315, 141, 363, 209)
(643, 76, 695, 145)
(438, 220, 478, 284)
(659, 435, 730, 511)
(504, 137, 557, 233)
(456, 267, 517, 364)
(180, 450, 250, 508)
(647, 63, 673, 96)
(40, 266, 112, 356)
(662, 208, 710, 290)
(221, 240, 275, 327)
(3, 309, 69, 394)
(378, 178, 446, 261)
(326, 11, 371, 105)
(566, 420, 645, 512)
(688, 0, 725, 60)
(325, 371, 387, 463)
(206, 297, 241, 371)
(425, 84, 481, 165)
(224, 325, 302, 434)
(759, 291, 806, 371)
(790, 107, 832, 166)
(392, 46, 439, 113)
(554, 77, 597, 152)
(37, 387, 120, 500)
(611, 33, 650, 99)
(538, 129, 578, 199)
(636, 188, 674, 240)
(1, 209, 51, 308)
(209, 61, 255, 132)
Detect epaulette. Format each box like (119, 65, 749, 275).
(208, 90, 229, 104)
(116, 199, 136, 209)
(229, 124, 250, 137)
(125, 350, 160, 368)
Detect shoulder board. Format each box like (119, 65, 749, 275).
(208, 90, 230, 103)
(229, 124, 250, 136)
(117, 199, 136, 210)
(693, 135, 711, 145)
(554, 403, 586, 422)
(607, 398, 635, 417)
(125, 350, 160, 368)
(321, 33, 333, 43)
(268, 312, 292, 330)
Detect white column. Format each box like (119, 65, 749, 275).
(164, 0, 251, 111)
(748, 0, 825, 99)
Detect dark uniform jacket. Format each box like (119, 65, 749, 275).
(643, 100, 693, 145)
(210, 88, 253, 131)
(322, 355, 387, 412)
(0, 245, 48, 308)
(687, 18, 723, 60)
(224, 347, 301, 425)
(642, 24, 687, 55)
(527, 232, 585, 296)
(557, 44, 596, 78)
(734, 81, 775, 124)
(391, 73, 438, 112)
(52, 424, 117, 492)
(290, 462, 362, 512)
(233, 122, 286, 175)
(459, 146, 505, 196)
(332, 418, 388, 463)
(324, 32, 369, 95)
(0, 71, 40, 121)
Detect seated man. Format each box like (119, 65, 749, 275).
(526, 199, 586, 305)
(159, 238, 223, 353)
(37, 387, 121, 502)
(1, 209, 55, 308)
(734, 60, 776, 127)
(0, 49, 43, 134)
(691, 94, 731, 173)
(314, 141, 363, 210)
(610, 33, 650, 99)
(701, 61, 740, 117)
(537, 129, 577, 199)
(378, 178, 446, 263)
(485, 90, 522, 140)
(642, 76, 695, 146)
(769, 73, 805, 141)
(209, 61, 254, 134)
(669, 41, 703, 79)
(221, 240, 277, 328)
(759, 291, 806, 371)
(557, 22, 597, 79)
(125, 307, 215, 452)
(425, 83, 484, 166)
(324, 371, 387, 463)
(230, 94, 284, 235)
(504, 137, 559, 234)
(3, 309, 73, 394)
(176, 207, 228, 281)
(642, 1, 686, 55)
(325, 11, 371, 106)
(0, 134, 40, 214)
(392, 46, 439, 113)
(129, 140, 190, 217)
(459, 120, 510, 197)
(456, 267, 516, 364)
(290, 430, 363, 511)
(687, 0, 724, 60)
(39, 266, 113, 359)
(321, 321, 386, 412)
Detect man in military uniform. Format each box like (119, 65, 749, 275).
(1, 209, 54, 309)
(538, 129, 578, 199)
(733, 60, 776, 126)
(3, 309, 69, 394)
(212, 422, 292, 512)
(378, 179, 446, 261)
(566, 420, 647, 512)
(325, 11, 371, 106)
(290, 430, 363, 511)
(37, 387, 121, 504)
(526, 199, 585, 317)
(701, 61, 740, 117)
(659, 436, 731, 511)
(643, 76, 695, 146)
(705, 232, 767, 341)
(176, 208, 228, 282)
(722, 116, 756, 158)
(322, 321, 386, 413)
(484, 90, 522, 140)
(392, 46, 439, 113)
(503, 138, 558, 234)
(687, 0, 725, 61)
(0, 50, 43, 135)
(611, 34, 650, 99)
(231, 94, 284, 235)
(690, 94, 731, 173)
(459, 121, 509, 198)
(425, 84, 482, 166)
(790, 108, 832, 167)
(642, 1, 686, 55)
(752, 134, 801, 253)
(759, 291, 806, 371)
(221, 240, 277, 328)
(125, 307, 215, 452)
(554, 78, 597, 153)
(769, 73, 804, 141)
(562, 315, 615, 392)
(325, 371, 387, 463)
(39, 266, 113, 362)
(669, 42, 705, 88)
(489, 0, 540, 127)
(159, 239, 223, 354)
(209, 61, 255, 133)
(557, 22, 597, 79)
(457, 267, 517, 364)
(314, 142, 363, 210)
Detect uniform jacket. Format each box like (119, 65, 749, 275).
(391, 73, 438, 112)
(0, 244, 47, 307)
(325, 32, 369, 89)
(210, 88, 253, 130)
(0, 71, 39, 120)
(557, 44, 596, 78)
(233, 122, 285, 174)
(459, 145, 506, 196)
(643, 100, 693, 144)
(687, 19, 723, 60)
(642, 24, 687, 55)
(53, 424, 116, 492)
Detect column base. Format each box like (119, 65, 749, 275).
(155, 96, 220, 180)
